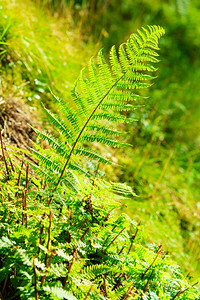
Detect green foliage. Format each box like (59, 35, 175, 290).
(0, 171, 199, 299)
(0, 23, 199, 299)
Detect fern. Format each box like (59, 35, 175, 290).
(33, 25, 165, 190)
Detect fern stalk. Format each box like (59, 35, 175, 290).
(33, 258, 39, 300)
(0, 129, 9, 177)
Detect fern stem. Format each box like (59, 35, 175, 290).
(102, 274, 107, 297)
(127, 221, 141, 254)
(171, 281, 199, 300)
(25, 164, 29, 227)
(0, 129, 9, 178)
(2, 273, 8, 297)
(45, 210, 53, 266)
(0, 186, 4, 204)
(33, 258, 39, 300)
(5, 145, 15, 172)
(41, 252, 54, 287)
(122, 286, 135, 300)
(80, 226, 90, 241)
(84, 284, 93, 300)
(15, 160, 24, 197)
(38, 227, 44, 257)
(144, 269, 154, 292)
(53, 73, 126, 194)
(63, 250, 76, 287)
(103, 227, 126, 254)
(22, 164, 29, 227)
(141, 244, 162, 279)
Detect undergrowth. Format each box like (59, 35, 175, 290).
(0, 0, 199, 279)
(0, 24, 199, 299)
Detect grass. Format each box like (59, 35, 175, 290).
(0, 0, 94, 112)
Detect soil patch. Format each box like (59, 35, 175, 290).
(0, 98, 37, 149)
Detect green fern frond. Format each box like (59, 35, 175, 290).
(33, 25, 164, 189)
(81, 133, 131, 148)
(42, 104, 74, 139)
(100, 101, 137, 111)
(29, 160, 79, 192)
(83, 264, 119, 281)
(92, 111, 136, 123)
(43, 286, 76, 300)
(110, 182, 136, 197)
(32, 128, 70, 157)
(74, 147, 112, 164)
(88, 123, 125, 136)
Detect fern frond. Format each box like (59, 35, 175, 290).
(33, 25, 164, 190)
(49, 92, 81, 134)
(75, 147, 112, 165)
(32, 128, 70, 158)
(29, 160, 79, 192)
(43, 286, 76, 300)
(42, 104, 74, 139)
(100, 102, 137, 112)
(88, 123, 125, 136)
(92, 112, 136, 123)
(81, 133, 131, 148)
(83, 264, 119, 281)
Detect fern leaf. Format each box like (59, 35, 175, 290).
(75, 147, 112, 165)
(33, 25, 164, 189)
(43, 286, 77, 300)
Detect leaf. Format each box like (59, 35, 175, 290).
(43, 286, 77, 299)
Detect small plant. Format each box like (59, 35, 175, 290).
(0, 25, 199, 299)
